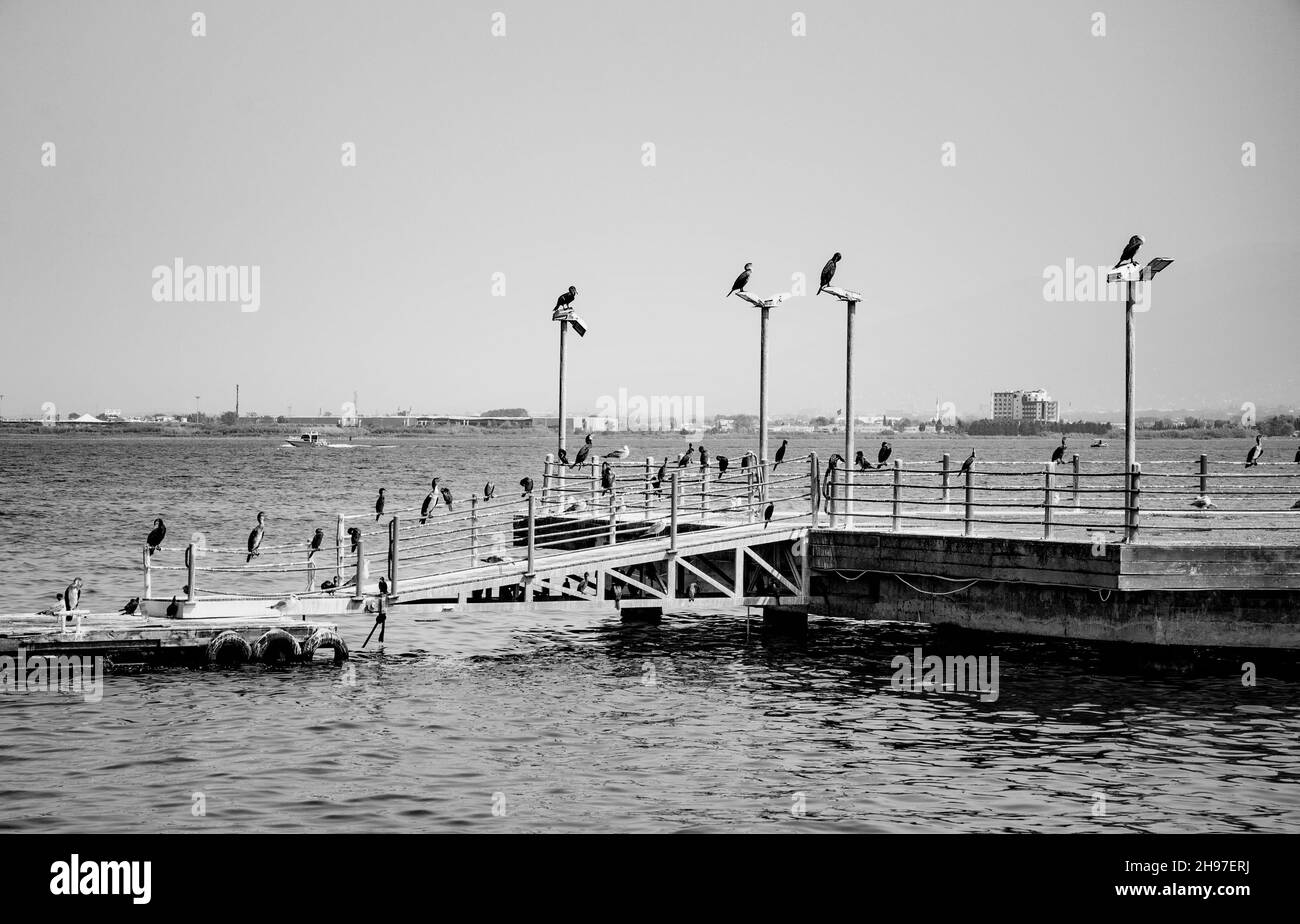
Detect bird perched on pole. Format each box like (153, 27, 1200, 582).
(421, 478, 440, 524)
(600, 462, 615, 496)
(959, 449, 976, 476)
(1050, 437, 1067, 464)
(571, 433, 593, 469)
(677, 443, 694, 467)
(440, 485, 454, 510)
(519, 477, 534, 497)
(763, 502, 775, 528)
(727, 263, 752, 297)
(374, 488, 386, 522)
(877, 441, 892, 469)
(483, 482, 496, 501)
(773, 439, 789, 469)
(64, 577, 83, 611)
(308, 527, 325, 560)
(348, 526, 361, 553)
(717, 455, 730, 477)
(1246, 435, 1264, 468)
(557, 448, 569, 466)
(699, 445, 709, 468)
(818, 252, 842, 294)
(554, 285, 577, 311)
(146, 517, 166, 555)
(1114, 235, 1144, 268)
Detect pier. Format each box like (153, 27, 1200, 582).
(113, 449, 1300, 650)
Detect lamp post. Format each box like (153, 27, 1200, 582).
(821, 284, 864, 493)
(551, 301, 588, 457)
(1106, 253, 1174, 532)
(734, 291, 789, 466)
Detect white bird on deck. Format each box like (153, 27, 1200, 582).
(271, 594, 302, 617)
(1190, 496, 1217, 509)
(604, 445, 630, 460)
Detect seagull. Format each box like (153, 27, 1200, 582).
(687, 581, 698, 602)
(374, 488, 386, 521)
(727, 263, 752, 297)
(959, 449, 976, 476)
(421, 478, 440, 523)
(119, 597, 140, 615)
(554, 285, 577, 311)
(565, 499, 588, 513)
(146, 517, 166, 555)
(483, 482, 496, 500)
(166, 596, 179, 618)
(604, 445, 630, 459)
(440, 485, 454, 510)
(600, 462, 615, 496)
(1191, 496, 1217, 509)
(717, 455, 730, 477)
(1246, 435, 1263, 468)
(246, 511, 267, 562)
(763, 502, 775, 528)
(519, 476, 534, 496)
(877, 441, 892, 469)
(39, 594, 64, 617)
(612, 584, 624, 611)
(577, 572, 590, 595)
(773, 439, 789, 469)
(1114, 234, 1144, 268)
(1050, 437, 1067, 464)
(818, 252, 842, 294)
(308, 528, 324, 560)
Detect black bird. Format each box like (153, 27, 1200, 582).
(520, 477, 534, 496)
(699, 445, 709, 468)
(166, 596, 179, 618)
(246, 511, 267, 562)
(308, 528, 324, 560)
(374, 488, 386, 521)
(717, 455, 729, 477)
(421, 479, 440, 524)
(484, 482, 496, 501)
(554, 285, 577, 311)
(763, 502, 775, 528)
(877, 441, 892, 469)
(1294, 447, 1300, 464)
(854, 450, 869, 471)
(653, 460, 668, 494)
(727, 263, 752, 297)
(773, 439, 789, 469)
(1050, 437, 1067, 464)
(828, 453, 844, 469)
(959, 449, 976, 476)
(119, 597, 140, 615)
(677, 443, 694, 467)
(572, 440, 592, 469)
(818, 252, 842, 294)
(577, 572, 590, 595)
(440, 486, 454, 510)
(146, 517, 166, 555)
(321, 576, 339, 594)
(1246, 435, 1263, 468)
(1114, 234, 1144, 268)
(348, 526, 361, 553)
(378, 576, 389, 595)
(600, 462, 615, 496)
(557, 448, 569, 466)
(612, 583, 623, 611)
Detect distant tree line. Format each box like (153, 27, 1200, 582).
(963, 419, 1111, 437)
(481, 408, 530, 417)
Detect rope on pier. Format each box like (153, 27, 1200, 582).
(893, 574, 979, 596)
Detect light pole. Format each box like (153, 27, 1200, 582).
(734, 291, 789, 466)
(551, 301, 588, 457)
(194, 395, 200, 419)
(1106, 252, 1174, 531)
(820, 285, 864, 469)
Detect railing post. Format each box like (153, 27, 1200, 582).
(542, 453, 553, 507)
(589, 460, 598, 508)
(1126, 463, 1141, 543)
(143, 546, 152, 600)
(1072, 454, 1080, 509)
(964, 467, 974, 537)
(335, 514, 345, 590)
(828, 464, 838, 529)
(609, 490, 618, 546)
(700, 460, 709, 523)
(526, 494, 537, 576)
(670, 473, 680, 551)
(644, 456, 653, 514)
(809, 452, 820, 525)
(1199, 453, 1208, 498)
(941, 452, 951, 514)
(353, 537, 365, 601)
(470, 495, 478, 566)
(388, 516, 399, 596)
(185, 543, 196, 601)
(891, 459, 902, 532)
(1043, 465, 1055, 540)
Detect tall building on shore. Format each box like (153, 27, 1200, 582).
(992, 388, 1060, 423)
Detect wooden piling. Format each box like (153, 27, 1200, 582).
(185, 543, 196, 601)
(941, 452, 951, 513)
(1043, 465, 1055, 540)
(142, 547, 152, 600)
(670, 473, 680, 551)
(891, 459, 902, 532)
(526, 494, 537, 576)
(964, 468, 974, 537)
(1199, 453, 1209, 498)
(388, 516, 399, 595)
(1072, 454, 1080, 508)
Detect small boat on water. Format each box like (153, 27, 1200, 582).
(1091, 439, 1107, 448)
(283, 430, 361, 450)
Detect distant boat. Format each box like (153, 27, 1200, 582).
(283, 430, 361, 450)
(1090, 439, 1107, 448)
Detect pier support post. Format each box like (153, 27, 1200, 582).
(669, 473, 680, 551)
(335, 514, 345, 591)
(353, 537, 365, 602)
(891, 459, 902, 532)
(759, 303, 770, 468)
(964, 468, 974, 537)
(809, 453, 820, 526)
(143, 547, 152, 601)
(1043, 466, 1055, 540)
(1072, 454, 1080, 509)
(542, 453, 553, 507)
(589, 461, 598, 509)
(700, 462, 709, 523)
(470, 496, 479, 566)
(1126, 463, 1142, 543)
(388, 516, 399, 595)
(185, 544, 196, 601)
(762, 605, 808, 634)
(609, 491, 618, 545)
(644, 457, 653, 514)
(526, 494, 537, 576)
(1199, 453, 1209, 498)
(557, 320, 568, 458)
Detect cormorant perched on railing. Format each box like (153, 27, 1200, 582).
(818, 252, 841, 294)
(1246, 435, 1264, 468)
(571, 433, 593, 469)
(699, 445, 709, 468)
(717, 455, 729, 477)
(347, 526, 361, 553)
(959, 449, 976, 476)
(483, 482, 496, 501)
(519, 476, 534, 497)
(440, 485, 454, 510)
(1114, 234, 1143, 267)
(600, 462, 615, 496)
(877, 441, 893, 469)
(653, 460, 668, 494)
(727, 263, 752, 297)
(763, 502, 775, 528)
(554, 286, 577, 311)
(854, 450, 869, 471)
(773, 439, 789, 469)
(246, 512, 267, 562)
(557, 448, 569, 466)
(677, 443, 694, 467)
(146, 517, 166, 556)
(374, 488, 386, 521)
(1050, 437, 1067, 464)
(64, 577, 82, 611)
(421, 479, 440, 524)
(308, 528, 324, 560)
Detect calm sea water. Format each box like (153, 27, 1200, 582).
(1, 433, 1298, 833)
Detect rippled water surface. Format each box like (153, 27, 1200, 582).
(1, 434, 1298, 832)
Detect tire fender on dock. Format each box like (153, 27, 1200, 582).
(251, 628, 303, 664)
(302, 628, 350, 664)
(207, 630, 253, 666)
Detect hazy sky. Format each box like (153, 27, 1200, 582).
(2, 0, 1297, 421)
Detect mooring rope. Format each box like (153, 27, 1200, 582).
(894, 574, 979, 596)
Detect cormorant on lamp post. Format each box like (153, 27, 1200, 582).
(733, 286, 790, 469)
(552, 286, 589, 457)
